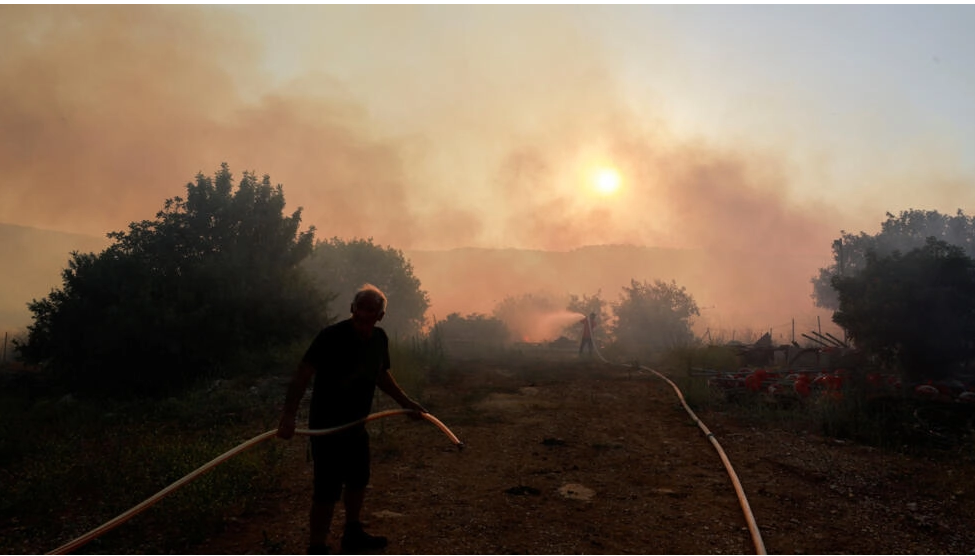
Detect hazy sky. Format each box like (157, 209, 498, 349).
(2, 5, 974, 336)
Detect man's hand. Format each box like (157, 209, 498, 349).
(277, 414, 297, 440)
(401, 398, 428, 420)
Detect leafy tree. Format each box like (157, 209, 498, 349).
(611, 279, 700, 358)
(301, 238, 430, 339)
(565, 291, 607, 338)
(813, 209, 975, 309)
(831, 238, 975, 383)
(17, 163, 328, 396)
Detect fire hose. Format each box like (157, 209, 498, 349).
(586, 315, 767, 555)
(47, 409, 463, 555)
(48, 321, 764, 555)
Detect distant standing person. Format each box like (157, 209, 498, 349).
(579, 311, 596, 357)
(277, 284, 427, 555)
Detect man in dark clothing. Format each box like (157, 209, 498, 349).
(278, 284, 426, 555)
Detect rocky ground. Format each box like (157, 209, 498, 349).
(191, 357, 975, 555)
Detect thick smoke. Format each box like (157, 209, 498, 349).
(1, 6, 968, 340)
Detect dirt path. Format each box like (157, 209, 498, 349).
(194, 358, 975, 555)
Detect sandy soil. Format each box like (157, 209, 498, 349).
(194, 357, 975, 555)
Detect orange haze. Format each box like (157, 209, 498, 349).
(2, 5, 955, 342)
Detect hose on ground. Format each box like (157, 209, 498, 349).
(585, 314, 767, 555)
(47, 409, 462, 555)
(637, 364, 767, 555)
(48, 318, 765, 556)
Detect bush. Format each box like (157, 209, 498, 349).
(611, 279, 700, 361)
(434, 312, 510, 359)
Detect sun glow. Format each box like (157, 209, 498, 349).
(593, 167, 621, 196)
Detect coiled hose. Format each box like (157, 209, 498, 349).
(47, 409, 463, 555)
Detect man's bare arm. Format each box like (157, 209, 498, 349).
(277, 361, 316, 439)
(377, 369, 426, 414)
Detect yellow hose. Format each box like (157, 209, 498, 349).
(638, 365, 767, 555)
(585, 318, 767, 555)
(47, 409, 462, 555)
(48, 326, 765, 556)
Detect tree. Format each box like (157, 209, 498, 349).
(611, 279, 700, 358)
(831, 238, 975, 383)
(17, 163, 329, 396)
(812, 209, 975, 309)
(301, 238, 430, 339)
(565, 290, 607, 337)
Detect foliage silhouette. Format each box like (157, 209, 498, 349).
(611, 279, 700, 359)
(831, 237, 975, 383)
(17, 163, 329, 396)
(566, 291, 606, 327)
(301, 237, 430, 339)
(812, 209, 975, 309)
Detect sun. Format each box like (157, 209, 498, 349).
(593, 167, 621, 196)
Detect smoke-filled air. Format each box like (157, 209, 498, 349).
(3, 5, 975, 340)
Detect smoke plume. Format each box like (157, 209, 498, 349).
(2, 6, 967, 339)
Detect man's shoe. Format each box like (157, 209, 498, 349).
(307, 543, 331, 555)
(341, 522, 388, 553)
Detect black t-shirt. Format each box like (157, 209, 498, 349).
(304, 318, 391, 428)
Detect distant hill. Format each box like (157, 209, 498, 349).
(0, 223, 109, 335)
